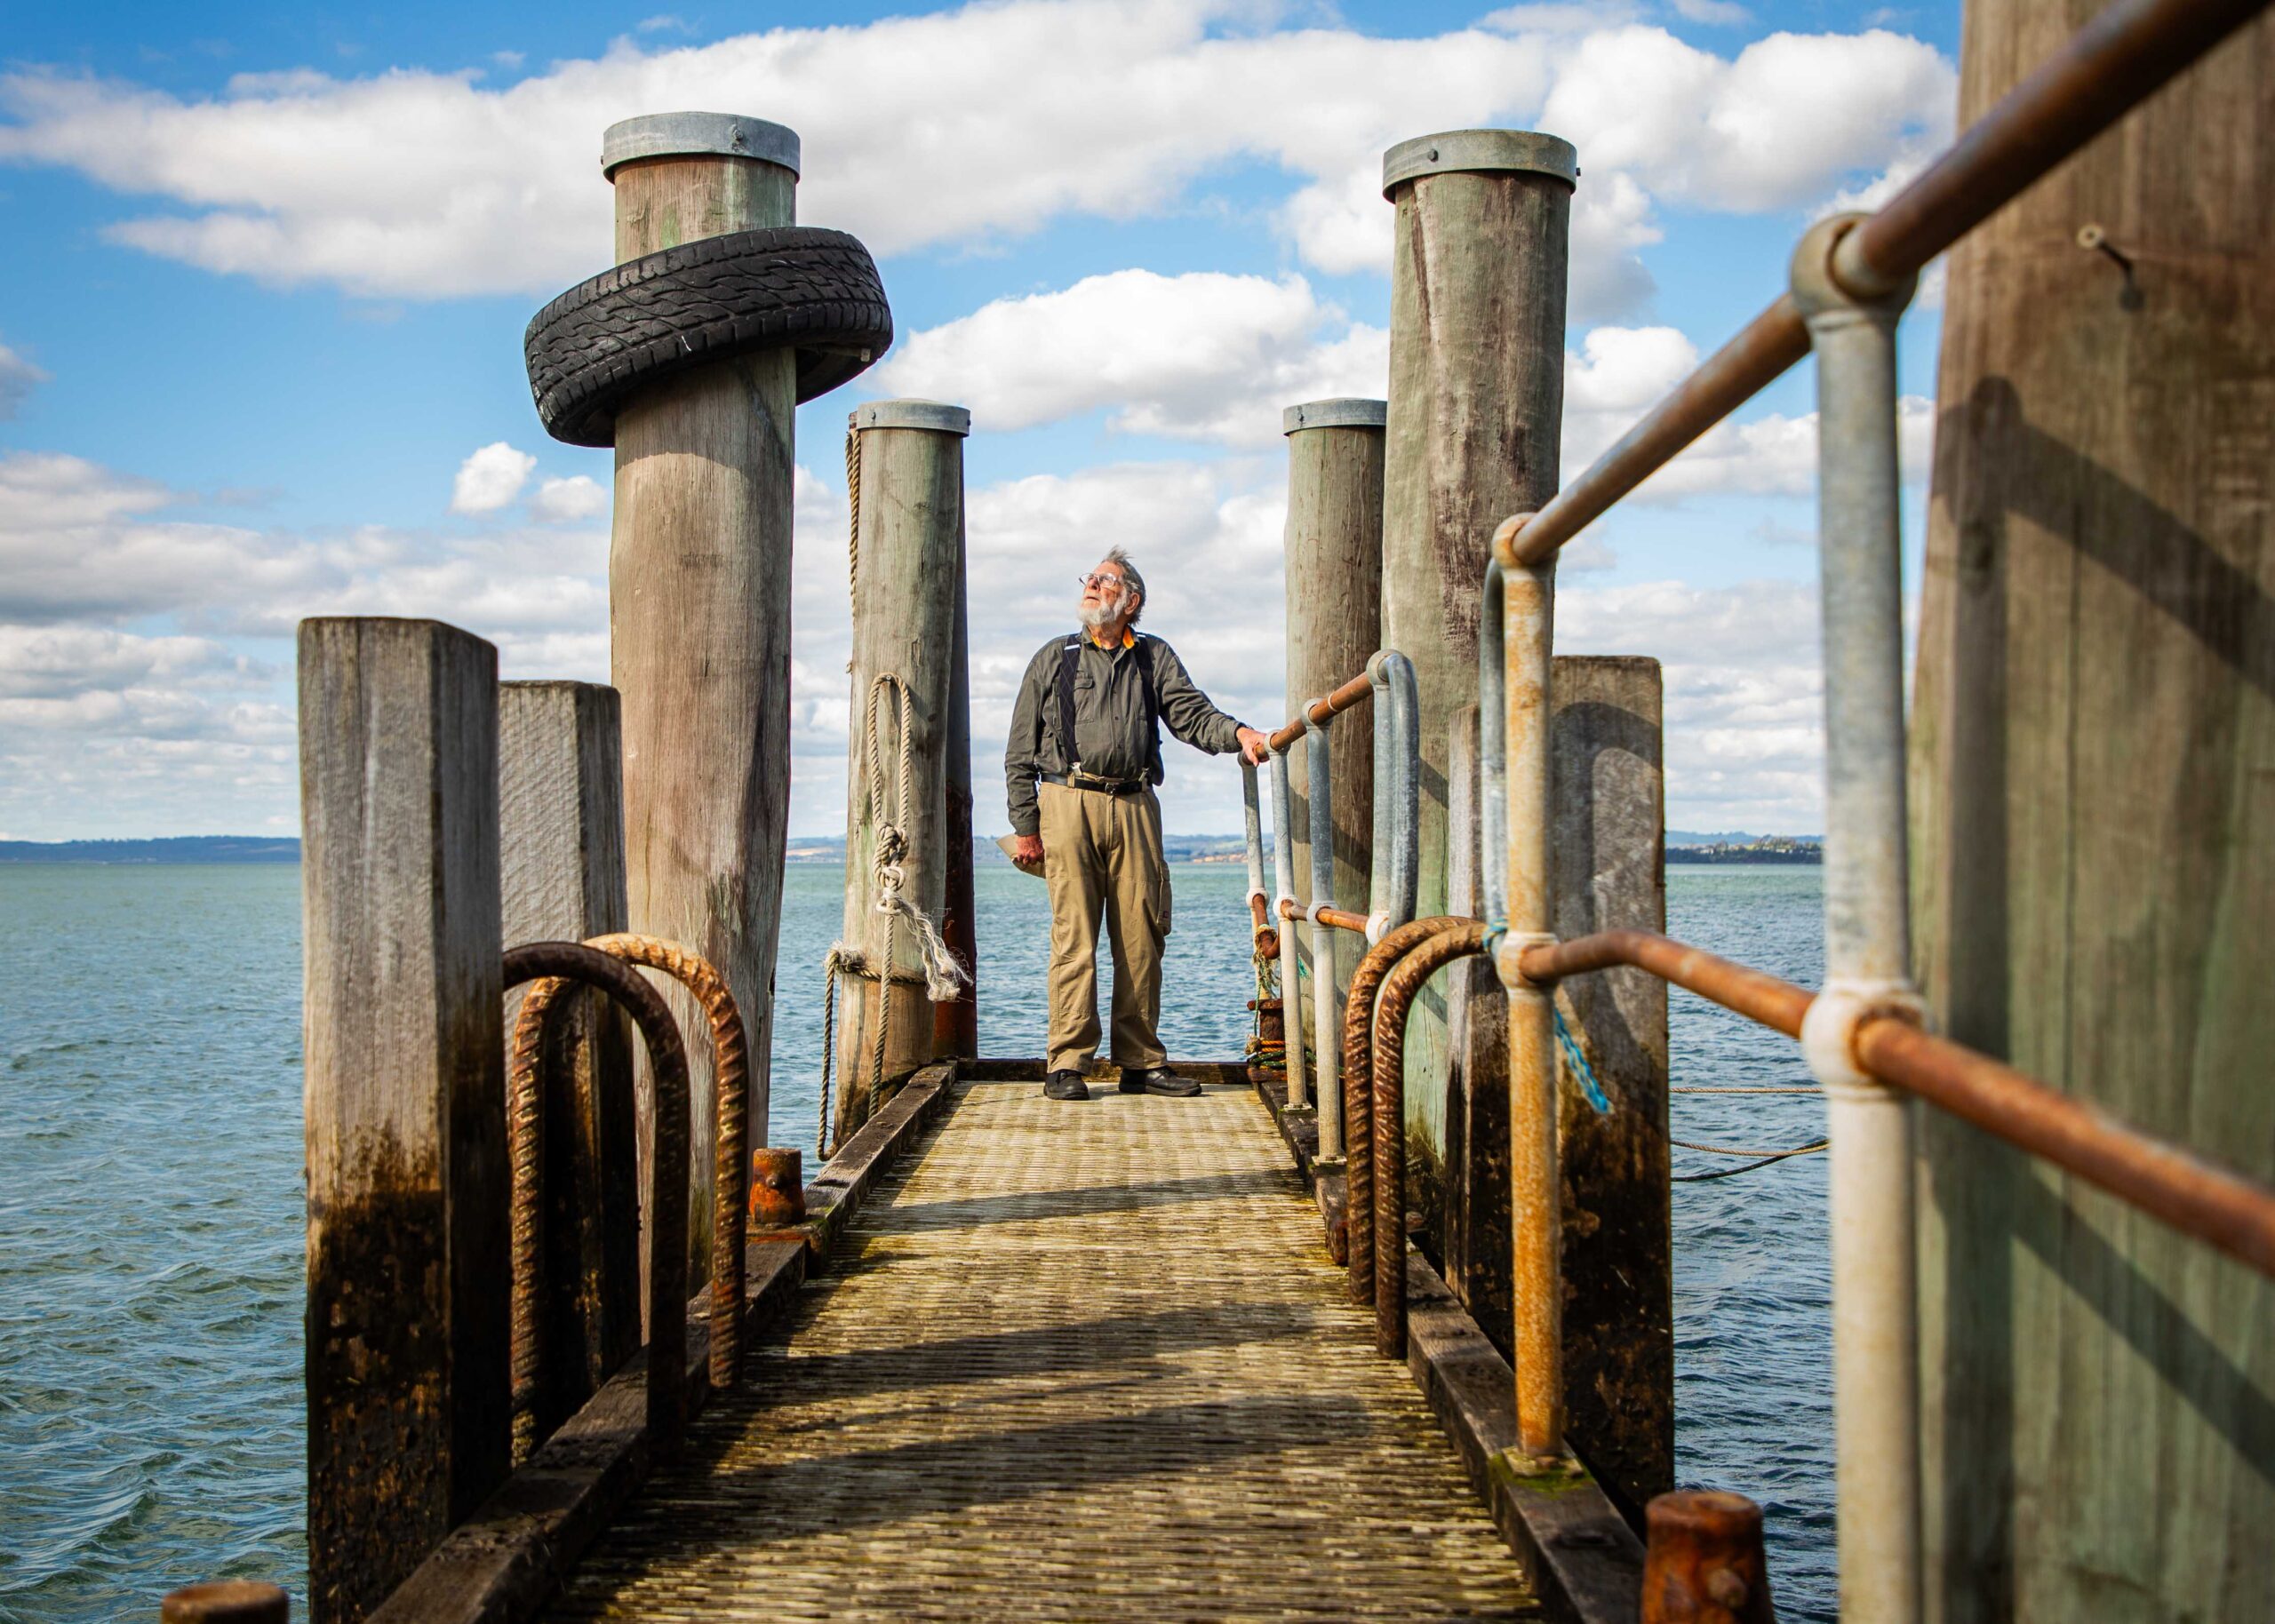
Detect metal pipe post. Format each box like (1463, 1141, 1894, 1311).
(1484, 531, 1563, 1458)
(1369, 649, 1421, 939)
(1305, 713, 1342, 1160)
(1268, 746, 1309, 1111)
(1790, 213, 1921, 1624)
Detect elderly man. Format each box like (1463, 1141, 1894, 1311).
(1006, 548, 1269, 1101)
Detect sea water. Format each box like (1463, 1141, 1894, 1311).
(0, 862, 1833, 1621)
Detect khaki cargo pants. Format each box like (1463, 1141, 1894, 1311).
(1038, 782, 1171, 1074)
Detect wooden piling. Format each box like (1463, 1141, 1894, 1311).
(934, 502, 980, 1061)
(1442, 664, 1672, 1527)
(299, 617, 505, 1624)
(603, 114, 799, 1284)
(1379, 130, 1573, 1182)
(834, 400, 970, 1145)
(499, 681, 639, 1425)
(1911, 8, 2275, 1616)
(1281, 399, 1384, 1067)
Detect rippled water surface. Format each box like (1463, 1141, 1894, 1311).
(0, 861, 1832, 1620)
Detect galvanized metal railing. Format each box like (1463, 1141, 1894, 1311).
(1466, 0, 2275, 1617)
(1242, 649, 1420, 1159)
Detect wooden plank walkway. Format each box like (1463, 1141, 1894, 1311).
(544, 1070, 1536, 1620)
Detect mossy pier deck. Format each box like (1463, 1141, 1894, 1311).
(543, 1067, 1532, 1622)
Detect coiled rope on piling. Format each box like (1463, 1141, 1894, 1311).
(817, 670, 968, 1158)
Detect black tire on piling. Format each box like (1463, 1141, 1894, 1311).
(524, 226, 894, 449)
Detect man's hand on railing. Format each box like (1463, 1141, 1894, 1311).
(1236, 726, 1269, 766)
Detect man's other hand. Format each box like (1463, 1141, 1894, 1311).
(1236, 727, 1269, 766)
(1011, 833, 1045, 866)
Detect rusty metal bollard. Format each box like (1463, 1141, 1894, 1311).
(747, 1147, 806, 1229)
(1640, 1490, 1775, 1623)
(1247, 994, 1286, 1084)
(161, 1580, 289, 1622)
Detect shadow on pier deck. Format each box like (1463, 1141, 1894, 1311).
(542, 1064, 1532, 1622)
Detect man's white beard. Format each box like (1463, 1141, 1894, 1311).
(1077, 595, 1119, 629)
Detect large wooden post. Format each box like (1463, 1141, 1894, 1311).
(834, 400, 970, 1145)
(1380, 129, 1573, 1217)
(1911, 9, 2274, 1618)
(1445, 662, 1672, 1524)
(1282, 398, 1384, 1064)
(300, 617, 506, 1624)
(604, 114, 799, 1284)
(498, 681, 639, 1429)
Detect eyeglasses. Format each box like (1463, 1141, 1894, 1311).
(1076, 572, 1126, 592)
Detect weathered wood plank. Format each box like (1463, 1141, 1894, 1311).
(609, 139, 798, 1286)
(499, 681, 639, 1435)
(1911, 8, 2275, 1618)
(300, 617, 506, 1623)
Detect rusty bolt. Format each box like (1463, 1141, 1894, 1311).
(161, 1581, 289, 1622)
(747, 1146, 805, 1229)
(1640, 1489, 1775, 1624)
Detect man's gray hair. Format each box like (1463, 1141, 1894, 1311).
(1101, 545, 1145, 625)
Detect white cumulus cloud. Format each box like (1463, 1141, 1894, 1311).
(0, 1, 1950, 324)
(529, 474, 609, 522)
(0, 341, 49, 418)
(451, 441, 536, 514)
(875, 270, 1385, 447)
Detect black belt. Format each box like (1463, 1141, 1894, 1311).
(1042, 770, 1147, 796)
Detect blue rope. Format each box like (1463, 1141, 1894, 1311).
(1553, 1005, 1613, 1113)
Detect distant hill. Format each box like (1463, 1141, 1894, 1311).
(0, 836, 301, 864)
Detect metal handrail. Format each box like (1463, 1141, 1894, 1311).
(1516, 932, 2275, 1283)
(1504, 0, 2269, 570)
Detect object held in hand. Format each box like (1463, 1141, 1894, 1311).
(996, 834, 1046, 877)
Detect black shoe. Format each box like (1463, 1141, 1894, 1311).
(1118, 1066, 1201, 1097)
(1043, 1070, 1090, 1102)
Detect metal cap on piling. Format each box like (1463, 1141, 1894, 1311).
(601, 112, 802, 178)
(1381, 130, 1577, 197)
(850, 400, 973, 436)
(1282, 398, 1387, 434)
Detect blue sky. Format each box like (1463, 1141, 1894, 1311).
(0, 0, 1959, 840)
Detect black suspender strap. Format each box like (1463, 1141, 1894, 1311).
(1056, 632, 1163, 784)
(1057, 636, 1082, 773)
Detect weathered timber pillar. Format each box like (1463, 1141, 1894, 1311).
(1911, 9, 2275, 1619)
(498, 681, 639, 1431)
(300, 618, 506, 1624)
(1548, 656, 1671, 1522)
(1380, 130, 1572, 1194)
(834, 399, 970, 1145)
(1282, 398, 1384, 1071)
(1448, 661, 1671, 1521)
(604, 114, 799, 1284)
(934, 496, 979, 1061)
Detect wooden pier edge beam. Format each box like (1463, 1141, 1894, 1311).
(1911, 7, 2275, 1617)
(833, 399, 971, 1147)
(300, 617, 507, 1624)
(366, 1063, 961, 1624)
(499, 681, 642, 1437)
(1380, 128, 1573, 1245)
(605, 113, 801, 1287)
(1281, 397, 1385, 1089)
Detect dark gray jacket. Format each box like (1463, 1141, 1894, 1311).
(1003, 630, 1244, 836)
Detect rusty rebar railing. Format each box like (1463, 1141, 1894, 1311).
(1469, 1, 2275, 1612)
